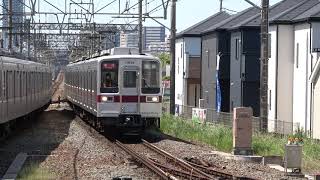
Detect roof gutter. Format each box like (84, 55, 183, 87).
(309, 56, 320, 83)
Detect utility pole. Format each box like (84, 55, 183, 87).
(138, 0, 143, 54)
(8, 0, 13, 50)
(260, 0, 269, 131)
(170, 0, 176, 115)
(220, 0, 223, 12)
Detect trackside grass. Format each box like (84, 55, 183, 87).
(17, 163, 55, 180)
(160, 114, 320, 173)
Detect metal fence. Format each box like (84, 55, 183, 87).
(162, 103, 298, 135)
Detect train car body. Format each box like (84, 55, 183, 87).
(0, 55, 51, 126)
(65, 48, 162, 131)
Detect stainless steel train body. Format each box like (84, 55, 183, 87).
(65, 50, 162, 130)
(0, 56, 52, 124)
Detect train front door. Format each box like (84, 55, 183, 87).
(121, 66, 140, 114)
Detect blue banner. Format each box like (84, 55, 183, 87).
(216, 53, 222, 112)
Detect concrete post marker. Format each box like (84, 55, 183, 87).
(2, 153, 28, 180)
(233, 107, 253, 155)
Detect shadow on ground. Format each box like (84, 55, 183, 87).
(0, 107, 75, 177)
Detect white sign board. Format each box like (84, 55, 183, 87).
(192, 108, 207, 123)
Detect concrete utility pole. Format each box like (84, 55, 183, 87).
(8, 0, 13, 50)
(138, 0, 143, 54)
(260, 0, 269, 131)
(170, 0, 176, 115)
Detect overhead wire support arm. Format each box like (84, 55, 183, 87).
(243, 0, 262, 10)
(43, 0, 66, 14)
(94, 0, 117, 14)
(69, 0, 92, 15)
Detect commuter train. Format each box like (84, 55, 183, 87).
(65, 48, 162, 133)
(0, 54, 52, 137)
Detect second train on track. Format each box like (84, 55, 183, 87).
(65, 48, 162, 133)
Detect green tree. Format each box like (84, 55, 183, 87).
(157, 53, 170, 67)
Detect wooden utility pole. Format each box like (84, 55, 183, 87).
(8, 0, 13, 50)
(220, 0, 223, 12)
(138, 0, 143, 53)
(260, 0, 269, 131)
(170, 0, 176, 115)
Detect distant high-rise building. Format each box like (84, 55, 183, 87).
(120, 31, 139, 48)
(2, 0, 24, 50)
(143, 26, 165, 50)
(119, 26, 165, 49)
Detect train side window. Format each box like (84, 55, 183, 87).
(142, 61, 160, 94)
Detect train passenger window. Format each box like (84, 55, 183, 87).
(142, 61, 160, 94)
(100, 61, 119, 93)
(123, 71, 137, 88)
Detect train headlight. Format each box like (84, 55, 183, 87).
(101, 96, 109, 102)
(147, 96, 159, 102)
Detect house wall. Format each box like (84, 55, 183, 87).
(230, 31, 242, 111)
(175, 37, 201, 113)
(230, 29, 260, 116)
(242, 30, 260, 116)
(313, 71, 320, 139)
(201, 33, 218, 110)
(268, 25, 294, 134)
(217, 31, 231, 112)
(175, 38, 185, 108)
(293, 23, 313, 132)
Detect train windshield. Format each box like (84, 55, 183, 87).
(142, 61, 160, 94)
(100, 61, 119, 93)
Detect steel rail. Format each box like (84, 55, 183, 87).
(141, 139, 214, 180)
(149, 159, 210, 180)
(186, 160, 257, 180)
(115, 140, 176, 180)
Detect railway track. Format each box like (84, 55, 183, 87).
(51, 72, 64, 97)
(115, 139, 254, 180)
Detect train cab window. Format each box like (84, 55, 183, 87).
(100, 61, 119, 93)
(123, 71, 137, 88)
(142, 61, 160, 94)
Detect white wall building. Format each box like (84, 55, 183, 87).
(268, 0, 320, 138)
(174, 12, 230, 114)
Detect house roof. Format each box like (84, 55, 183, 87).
(176, 11, 230, 38)
(234, 0, 303, 28)
(271, 0, 320, 24)
(202, 7, 259, 34)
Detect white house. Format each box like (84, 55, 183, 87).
(174, 12, 230, 114)
(268, 0, 320, 138)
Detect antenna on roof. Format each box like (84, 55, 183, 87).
(219, 0, 223, 12)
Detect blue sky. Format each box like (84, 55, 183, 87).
(6, 0, 281, 33)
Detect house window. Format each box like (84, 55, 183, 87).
(206, 50, 210, 68)
(269, 90, 272, 110)
(235, 39, 240, 60)
(296, 43, 299, 68)
(177, 57, 180, 74)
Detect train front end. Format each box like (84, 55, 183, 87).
(97, 55, 162, 131)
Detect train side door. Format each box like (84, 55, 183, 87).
(121, 66, 139, 114)
(0, 57, 3, 122)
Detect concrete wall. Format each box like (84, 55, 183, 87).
(201, 33, 217, 109)
(268, 25, 294, 134)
